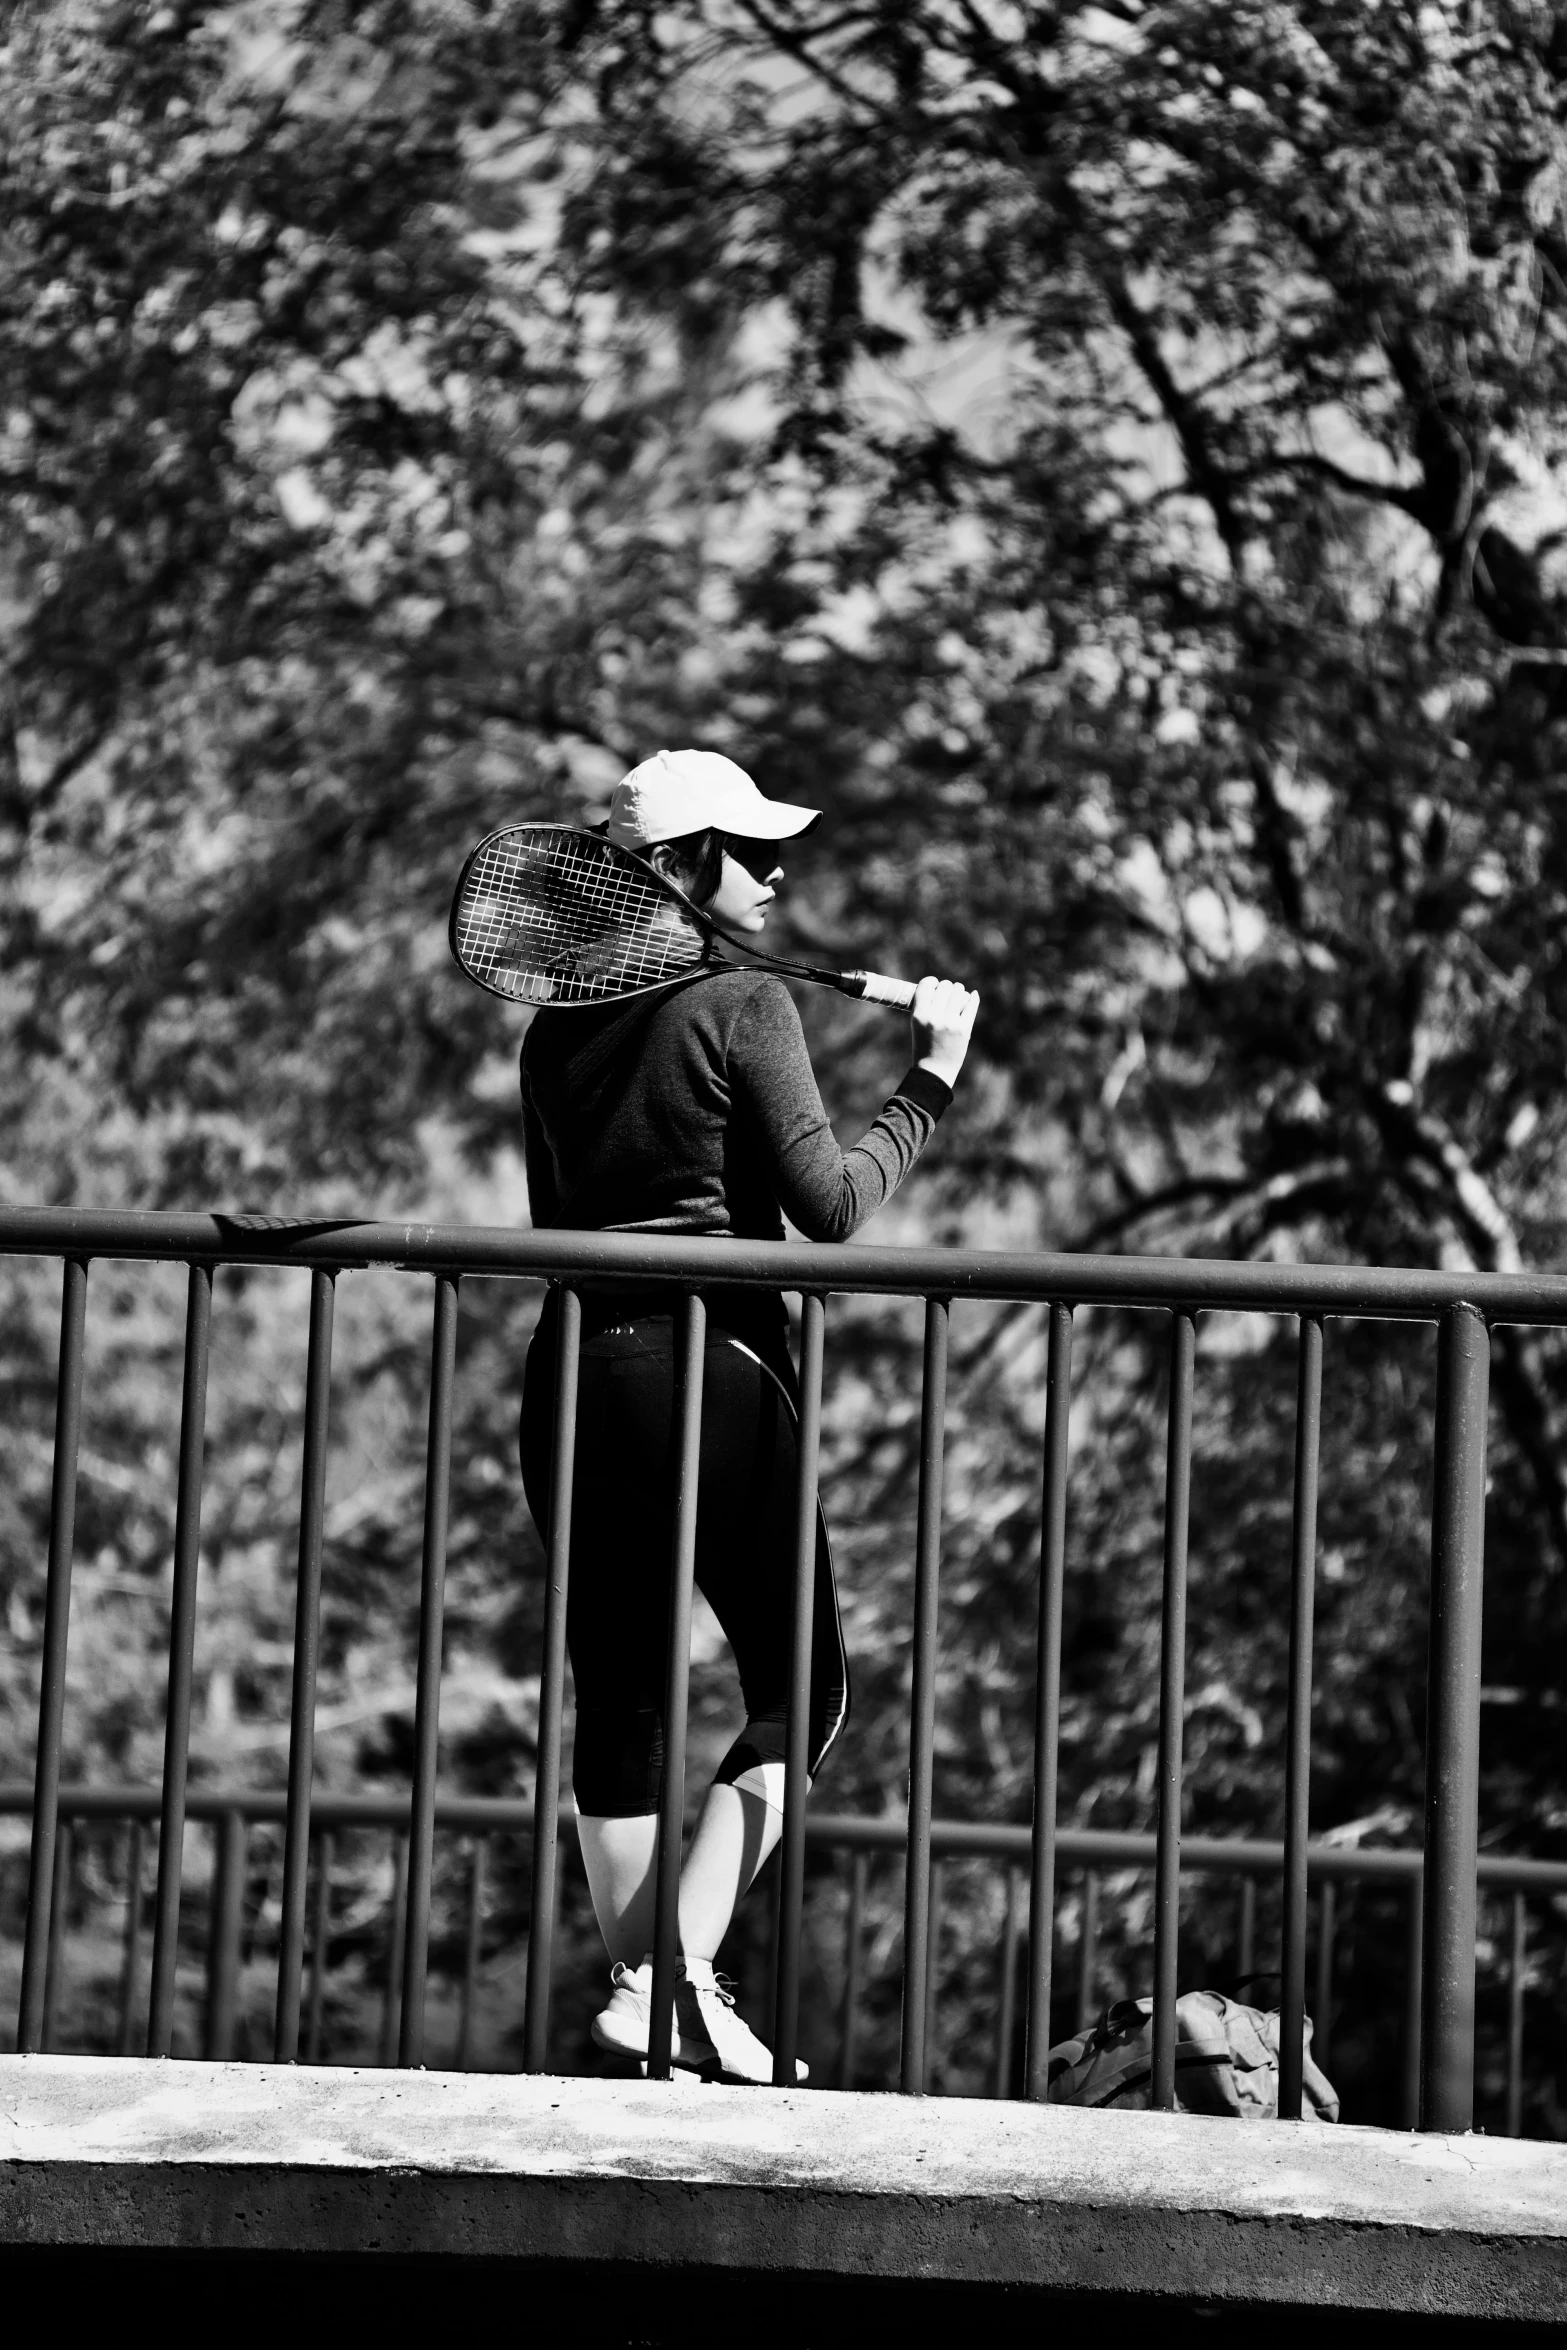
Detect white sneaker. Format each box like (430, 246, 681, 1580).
(676, 1956, 808, 2085)
(591, 1956, 712, 2069)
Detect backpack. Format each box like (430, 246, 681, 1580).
(1046, 1988, 1340, 2121)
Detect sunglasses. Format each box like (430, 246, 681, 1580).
(722, 834, 786, 881)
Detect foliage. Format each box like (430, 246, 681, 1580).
(4, 1, 1567, 2121)
(1, 0, 760, 1198)
(550, 1, 1567, 2111)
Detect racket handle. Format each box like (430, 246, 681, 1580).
(841, 968, 917, 1011)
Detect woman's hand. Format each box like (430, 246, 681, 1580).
(911, 976, 980, 1088)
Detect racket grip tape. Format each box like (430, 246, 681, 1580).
(843, 968, 917, 1011)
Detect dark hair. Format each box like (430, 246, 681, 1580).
(648, 827, 726, 906)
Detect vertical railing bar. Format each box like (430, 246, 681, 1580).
(118, 1817, 145, 2057)
(1024, 1301, 1072, 2099)
(40, 1816, 74, 2052)
(1280, 1312, 1322, 2117)
(1421, 1301, 1489, 2132)
(523, 1284, 581, 2074)
(203, 1806, 247, 2062)
(1506, 1891, 1525, 2139)
(837, 1848, 865, 2091)
(546, 1802, 567, 2056)
(900, 1296, 949, 2096)
(993, 1865, 1021, 2099)
(274, 1266, 337, 2063)
(305, 1829, 333, 2066)
(147, 1260, 214, 2058)
(647, 1291, 706, 2081)
(18, 1257, 89, 2052)
(1151, 1307, 1196, 2111)
(1076, 1868, 1099, 2033)
(380, 1831, 409, 2067)
(922, 1856, 945, 2093)
(399, 1272, 460, 2069)
(1237, 1875, 1256, 1983)
(1313, 1878, 1336, 2078)
(774, 1290, 827, 2086)
(1402, 1875, 1424, 2131)
(765, 1851, 782, 2049)
(458, 1834, 486, 2072)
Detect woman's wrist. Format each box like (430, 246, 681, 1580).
(909, 978, 979, 1091)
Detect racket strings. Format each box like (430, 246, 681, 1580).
(454, 830, 708, 1004)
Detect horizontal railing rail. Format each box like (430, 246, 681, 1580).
(0, 1201, 1548, 2128)
(5, 1785, 1552, 2130)
(5, 1201, 1567, 1321)
(8, 1783, 1565, 1889)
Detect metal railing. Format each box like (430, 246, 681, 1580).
(4, 1204, 1566, 2124)
(8, 1785, 1562, 2129)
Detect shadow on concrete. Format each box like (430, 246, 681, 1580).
(1, 2251, 1562, 2345)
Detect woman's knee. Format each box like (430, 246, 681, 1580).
(571, 1701, 666, 1818)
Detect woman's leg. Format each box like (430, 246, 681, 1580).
(522, 1320, 844, 1998)
(676, 1781, 782, 1962)
(578, 1784, 779, 1970)
(580, 1776, 792, 1964)
(575, 1786, 777, 1970)
(552, 1335, 796, 1973)
(682, 1344, 849, 1967)
(576, 1813, 659, 1967)
(520, 1317, 674, 1975)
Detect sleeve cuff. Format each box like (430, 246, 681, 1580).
(897, 1065, 954, 1120)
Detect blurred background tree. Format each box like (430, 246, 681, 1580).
(4, 0, 1567, 2123)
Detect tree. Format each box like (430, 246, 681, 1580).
(0, 0, 754, 2062)
(7, 1, 1567, 2117)
(0, 0, 768, 1200)
(558, 0, 1567, 1261)
(545, 0, 1567, 2109)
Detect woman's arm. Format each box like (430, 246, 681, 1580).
(520, 1070, 562, 1229)
(728, 982, 956, 1244)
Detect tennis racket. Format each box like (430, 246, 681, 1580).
(448, 822, 918, 1011)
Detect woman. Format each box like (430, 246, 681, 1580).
(518, 746, 979, 2082)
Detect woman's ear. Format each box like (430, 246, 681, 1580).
(644, 830, 724, 905)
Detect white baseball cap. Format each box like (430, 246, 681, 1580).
(607, 748, 820, 850)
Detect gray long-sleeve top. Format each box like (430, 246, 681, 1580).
(520, 969, 951, 1246)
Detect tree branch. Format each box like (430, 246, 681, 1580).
(1369, 1089, 1567, 1565)
(4, 721, 120, 823)
(1261, 449, 1424, 517)
(1378, 1087, 1523, 1274)
(1067, 1171, 1255, 1253)
(729, 0, 888, 113)
(1097, 273, 1249, 572)
(1245, 748, 1306, 931)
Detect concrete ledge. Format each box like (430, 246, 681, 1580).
(2, 2056, 1565, 2322)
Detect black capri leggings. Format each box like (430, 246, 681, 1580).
(519, 1304, 850, 1819)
